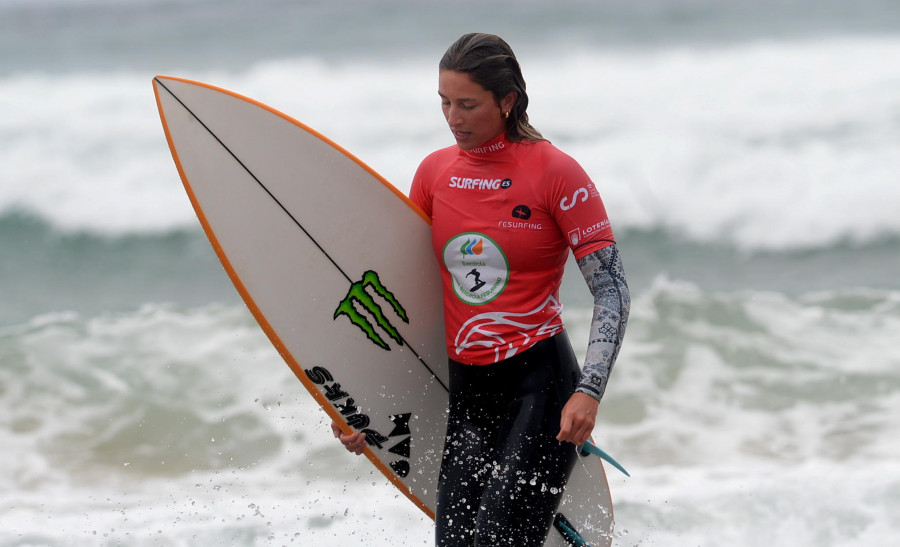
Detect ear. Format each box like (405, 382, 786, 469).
(500, 91, 517, 116)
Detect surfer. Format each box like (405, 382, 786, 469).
(466, 268, 487, 292)
(334, 33, 630, 546)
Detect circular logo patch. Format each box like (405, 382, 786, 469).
(442, 232, 509, 305)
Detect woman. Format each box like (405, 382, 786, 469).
(333, 33, 630, 546)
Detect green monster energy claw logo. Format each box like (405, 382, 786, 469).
(334, 270, 408, 350)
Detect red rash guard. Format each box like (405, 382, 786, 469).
(409, 133, 615, 365)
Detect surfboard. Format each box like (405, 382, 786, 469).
(153, 75, 615, 546)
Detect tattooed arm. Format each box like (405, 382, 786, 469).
(557, 243, 630, 444)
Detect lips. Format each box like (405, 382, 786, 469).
(453, 130, 475, 144)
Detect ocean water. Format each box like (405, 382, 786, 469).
(2, 0, 900, 545)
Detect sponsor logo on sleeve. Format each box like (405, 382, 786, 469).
(568, 220, 612, 246)
(583, 219, 611, 238)
(559, 185, 601, 211)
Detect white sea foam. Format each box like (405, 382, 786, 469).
(539, 38, 900, 251)
(2, 282, 898, 545)
(1, 37, 899, 250)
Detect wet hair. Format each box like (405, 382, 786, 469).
(439, 33, 544, 142)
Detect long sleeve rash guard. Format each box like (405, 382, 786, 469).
(409, 133, 629, 400)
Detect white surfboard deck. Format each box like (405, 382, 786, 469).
(153, 75, 614, 546)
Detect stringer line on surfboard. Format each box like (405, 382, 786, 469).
(153, 77, 450, 393)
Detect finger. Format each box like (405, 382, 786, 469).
(578, 423, 595, 445)
(345, 432, 365, 450)
(567, 418, 586, 444)
(556, 418, 571, 442)
(575, 428, 590, 446)
(559, 418, 590, 445)
(350, 436, 366, 454)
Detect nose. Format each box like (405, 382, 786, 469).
(445, 105, 463, 126)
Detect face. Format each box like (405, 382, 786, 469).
(438, 70, 515, 151)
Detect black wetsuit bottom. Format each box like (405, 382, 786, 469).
(435, 332, 581, 547)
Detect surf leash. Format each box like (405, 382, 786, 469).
(580, 440, 630, 477)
